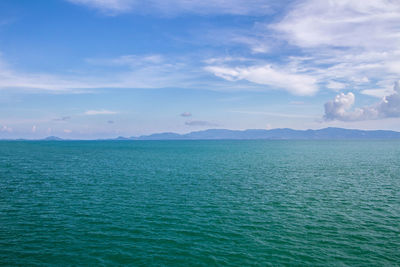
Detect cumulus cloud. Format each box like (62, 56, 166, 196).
(185, 120, 218, 127)
(180, 112, 192, 117)
(324, 92, 359, 121)
(324, 82, 400, 121)
(84, 109, 118, 115)
(206, 65, 317, 95)
(67, 0, 272, 16)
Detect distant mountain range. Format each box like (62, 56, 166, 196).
(126, 127, 400, 140)
(43, 136, 64, 141)
(5, 127, 400, 141)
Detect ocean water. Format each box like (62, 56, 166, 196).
(0, 140, 399, 266)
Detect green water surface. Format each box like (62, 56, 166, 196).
(0, 140, 399, 266)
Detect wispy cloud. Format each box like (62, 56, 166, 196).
(0, 59, 91, 92)
(84, 110, 118, 115)
(326, 81, 346, 91)
(231, 110, 317, 119)
(0, 54, 204, 92)
(204, 0, 400, 97)
(269, 0, 400, 95)
(5, 0, 400, 102)
(205, 65, 317, 96)
(272, 0, 400, 50)
(67, 0, 273, 16)
(185, 120, 218, 127)
(67, 0, 133, 15)
(86, 54, 164, 67)
(0, 53, 292, 94)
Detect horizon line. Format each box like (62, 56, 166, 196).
(2, 127, 400, 141)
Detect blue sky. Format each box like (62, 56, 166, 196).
(1, 0, 400, 139)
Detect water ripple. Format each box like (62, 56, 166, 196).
(0, 140, 399, 265)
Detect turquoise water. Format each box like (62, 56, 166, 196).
(0, 140, 399, 266)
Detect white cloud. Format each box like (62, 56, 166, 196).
(230, 36, 270, 54)
(268, 0, 400, 95)
(197, 1, 400, 97)
(0, 53, 287, 93)
(32, 125, 37, 133)
(67, 0, 272, 16)
(86, 54, 164, 67)
(327, 81, 346, 91)
(273, 0, 400, 50)
(0, 56, 119, 92)
(206, 64, 317, 95)
(68, 0, 133, 14)
(0, 54, 202, 92)
(324, 92, 359, 121)
(5, 0, 400, 100)
(203, 57, 254, 65)
(324, 81, 400, 121)
(361, 88, 395, 98)
(84, 109, 118, 115)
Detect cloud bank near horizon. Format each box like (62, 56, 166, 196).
(324, 82, 400, 121)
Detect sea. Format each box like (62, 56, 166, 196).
(0, 140, 399, 266)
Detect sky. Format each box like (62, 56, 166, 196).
(1, 0, 400, 139)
